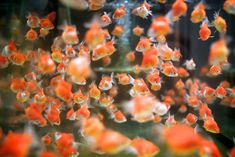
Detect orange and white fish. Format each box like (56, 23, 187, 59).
(199, 139, 222, 157)
(132, 1, 152, 19)
(131, 137, 160, 157)
(92, 40, 116, 61)
(129, 79, 150, 97)
(99, 93, 114, 107)
(191, 2, 206, 23)
(116, 73, 133, 85)
(203, 117, 220, 133)
(37, 52, 56, 74)
(89, 83, 101, 100)
(8, 51, 27, 66)
(224, 0, 235, 15)
(132, 25, 144, 36)
(112, 6, 126, 19)
(0, 54, 9, 69)
(215, 86, 227, 98)
(148, 16, 171, 38)
(27, 14, 40, 28)
(135, 37, 152, 52)
(99, 73, 114, 91)
(111, 25, 124, 37)
(208, 65, 222, 76)
(25, 28, 38, 41)
(171, 0, 188, 21)
(46, 104, 61, 125)
(213, 13, 227, 34)
(111, 110, 127, 123)
(199, 20, 212, 41)
(161, 61, 178, 77)
(61, 25, 79, 45)
(55, 79, 73, 103)
(146, 69, 161, 86)
(185, 113, 198, 125)
(184, 59, 196, 70)
(100, 12, 112, 26)
(126, 51, 135, 62)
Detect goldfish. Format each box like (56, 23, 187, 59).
(175, 79, 185, 90)
(161, 62, 178, 77)
(94, 129, 130, 154)
(88, 0, 106, 10)
(208, 65, 222, 76)
(99, 93, 114, 107)
(129, 79, 150, 97)
(141, 49, 158, 70)
(37, 53, 56, 74)
(0, 54, 9, 69)
(40, 18, 54, 30)
(100, 12, 112, 26)
(55, 79, 73, 103)
(157, 0, 167, 4)
(132, 1, 152, 19)
(16, 91, 30, 103)
(135, 38, 152, 52)
(8, 51, 27, 65)
(171, 0, 188, 21)
(25, 28, 38, 41)
(199, 104, 212, 119)
(131, 137, 160, 157)
(208, 39, 229, 66)
(164, 124, 201, 155)
(187, 95, 201, 108)
(111, 25, 124, 37)
(184, 59, 196, 70)
(27, 14, 40, 28)
(199, 139, 222, 157)
(55, 132, 78, 157)
(146, 69, 161, 86)
(99, 73, 114, 90)
(2, 40, 17, 56)
(158, 43, 174, 61)
(77, 105, 90, 119)
(0, 132, 32, 157)
(25, 103, 47, 126)
(73, 90, 88, 104)
(61, 25, 79, 45)
(116, 73, 133, 85)
(126, 51, 136, 62)
(67, 57, 91, 85)
(81, 117, 105, 138)
(191, 2, 206, 23)
(46, 104, 61, 125)
(112, 110, 127, 123)
(203, 86, 215, 98)
(224, 0, 235, 15)
(92, 40, 116, 61)
(125, 96, 156, 123)
(154, 101, 168, 116)
(203, 117, 220, 133)
(185, 113, 198, 125)
(41, 134, 52, 145)
(112, 6, 126, 19)
(177, 67, 189, 77)
(133, 25, 144, 36)
(213, 14, 227, 33)
(148, 16, 171, 37)
(10, 78, 26, 93)
(89, 83, 101, 100)
(215, 86, 227, 98)
(199, 19, 212, 41)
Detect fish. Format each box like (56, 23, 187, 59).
(61, 25, 79, 45)
(112, 6, 126, 19)
(213, 13, 227, 34)
(132, 1, 152, 19)
(171, 0, 188, 21)
(98, 73, 114, 91)
(191, 2, 206, 23)
(132, 25, 144, 36)
(148, 16, 171, 38)
(199, 19, 212, 41)
(25, 28, 38, 41)
(184, 59, 196, 70)
(224, 0, 235, 15)
(111, 25, 124, 37)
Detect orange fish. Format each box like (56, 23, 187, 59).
(25, 28, 38, 41)
(55, 80, 73, 103)
(81, 117, 105, 138)
(161, 62, 178, 77)
(77, 105, 90, 119)
(203, 86, 215, 98)
(141, 49, 158, 70)
(203, 117, 220, 133)
(164, 124, 201, 155)
(187, 95, 201, 108)
(129, 79, 150, 97)
(112, 6, 126, 19)
(215, 86, 227, 98)
(46, 104, 61, 125)
(177, 67, 189, 77)
(147, 69, 161, 86)
(208, 65, 222, 76)
(0, 132, 32, 157)
(100, 12, 112, 26)
(199, 139, 222, 157)
(25, 103, 47, 126)
(99, 93, 114, 107)
(40, 18, 54, 30)
(55, 132, 78, 157)
(16, 91, 30, 103)
(132, 1, 152, 19)
(92, 40, 116, 61)
(131, 137, 160, 157)
(67, 57, 91, 85)
(111, 110, 127, 123)
(185, 113, 198, 125)
(116, 73, 132, 85)
(10, 78, 26, 93)
(213, 14, 227, 33)
(27, 14, 40, 28)
(99, 73, 114, 90)
(136, 38, 152, 52)
(73, 90, 88, 104)
(88, 0, 106, 10)
(133, 25, 144, 36)
(191, 2, 206, 23)
(171, 0, 188, 21)
(111, 25, 124, 37)
(37, 53, 56, 74)
(199, 20, 212, 41)
(89, 83, 101, 100)
(8, 51, 27, 65)
(224, 0, 235, 15)
(61, 25, 79, 45)
(41, 134, 52, 145)
(95, 129, 130, 154)
(148, 16, 171, 37)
